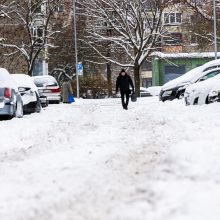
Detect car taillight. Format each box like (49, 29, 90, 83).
(51, 88, 60, 93)
(4, 88, 11, 98)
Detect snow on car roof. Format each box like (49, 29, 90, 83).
(11, 74, 38, 91)
(0, 68, 17, 89)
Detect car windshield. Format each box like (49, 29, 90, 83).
(34, 77, 58, 87)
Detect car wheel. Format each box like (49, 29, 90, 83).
(177, 91, 185, 99)
(193, 97, 198, 105)
(35, 101, 42, 113)
(205, 96, 209, 104)
(15, 101, 23, 118)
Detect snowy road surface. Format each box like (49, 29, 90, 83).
(1, 97, 220, 220)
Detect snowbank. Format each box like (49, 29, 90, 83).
(0, 98, 220, 220)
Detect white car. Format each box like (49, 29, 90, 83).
(32, 75, 61, 104)
(184, 69, 220, 105)
(140, 87, 152, 97)
(11, 74, 41, 114)
(160, 59, 220, 101)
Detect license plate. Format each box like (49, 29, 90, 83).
(43, 89, 51, 93)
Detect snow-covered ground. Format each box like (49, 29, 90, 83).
(1, 97, 220, 220)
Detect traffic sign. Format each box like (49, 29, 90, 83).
(77, 62, 83, 75)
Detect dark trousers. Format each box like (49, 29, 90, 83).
(120, 91, 130, 109)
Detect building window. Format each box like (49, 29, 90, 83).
(32, 26, 44, 45)
(142, 78, 152, 88)
(142, 60, 152, 71)
(55, 4, 65, 13)
(163, 12, 182, 25)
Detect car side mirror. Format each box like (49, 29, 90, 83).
(199, 77, 206, 82)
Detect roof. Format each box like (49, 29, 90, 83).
(152, 52, 220, 59)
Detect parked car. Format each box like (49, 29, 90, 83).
(140, 87, 152, 97)
(32, 75, 61, 104)
(159, 59, 220, 102)
(0, 68, 23, 118)
(11, 74, 41, 114)
(184, 69, 220, 105)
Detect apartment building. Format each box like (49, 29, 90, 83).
(0, 0, 74, 75)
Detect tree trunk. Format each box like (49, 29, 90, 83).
(133, 65, 140, 97)
(106, 61, 112, 96)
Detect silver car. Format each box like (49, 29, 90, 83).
(32, 75, 61, 104)
(0, 68, 23, 118)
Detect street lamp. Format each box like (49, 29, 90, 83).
(73, 0, 79, 98)
(213, 0, 218, 59)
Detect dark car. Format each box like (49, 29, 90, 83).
(0, 68, 23, 118)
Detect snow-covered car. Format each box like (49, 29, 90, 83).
(11, 74, 41, 114)
(184, 69, 220, 105)
(140, 87, 152, 97)
(159, 59, 220, 102)
(0, 68, 23, 118)
(32, 75, 61, 104)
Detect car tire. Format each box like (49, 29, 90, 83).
(35, 101, 42, 113)
(193, 97, 198, 105)
(177, 91, 185, 99)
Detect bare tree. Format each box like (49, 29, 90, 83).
(0, 0, 65, 75)
(0, 1, 13, 19)
(77, 0, 172, 96)
(180, 0, 220, 50)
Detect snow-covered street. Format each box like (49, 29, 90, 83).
(1, 97, 220, 220)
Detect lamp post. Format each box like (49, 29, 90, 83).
(73, 0, 79, 98)
(213, 0, 218, 59)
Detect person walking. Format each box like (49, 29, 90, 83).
(116, 69, 134, 110)
(61, 78, 74, 103)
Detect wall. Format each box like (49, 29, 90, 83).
(152, 57, 214, 86)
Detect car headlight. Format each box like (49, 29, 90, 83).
(209, 90, 219, 97)
(162, 90, 172, 96)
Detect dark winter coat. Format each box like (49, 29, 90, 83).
(116, 73, 134, 93)
(62, 81, 73, 103)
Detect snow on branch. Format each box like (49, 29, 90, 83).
(77, 0, 168, 69)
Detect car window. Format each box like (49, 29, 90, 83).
(34, 78, 58, 87)
(205, 70, 220, 79)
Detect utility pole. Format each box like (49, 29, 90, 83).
(73, 0, 79, 98)
(213, 0, 218, 60)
